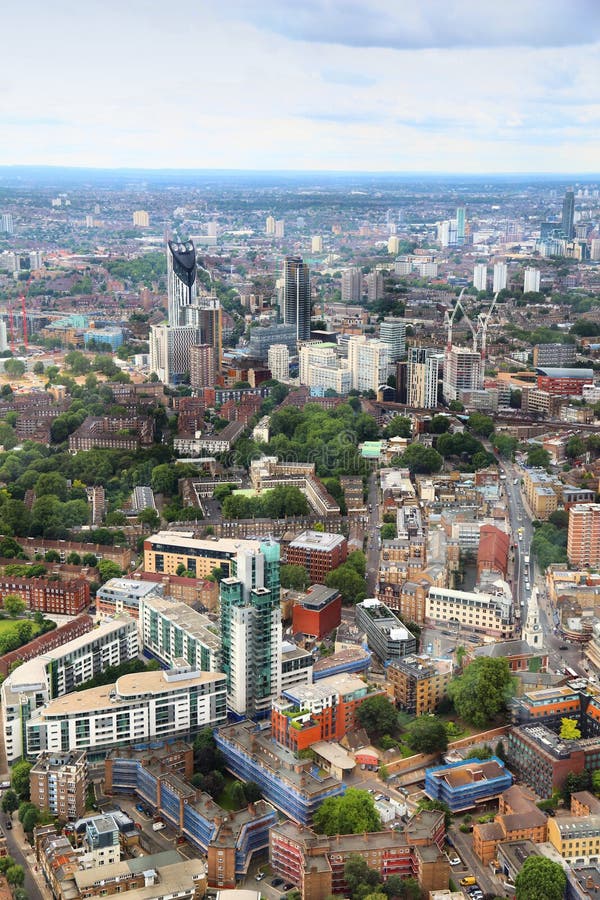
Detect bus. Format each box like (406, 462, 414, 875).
(564, 666, 578, 679)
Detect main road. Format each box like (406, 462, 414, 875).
(366, 471, 380, 596)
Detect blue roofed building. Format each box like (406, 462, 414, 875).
(424, 757, 513, 812)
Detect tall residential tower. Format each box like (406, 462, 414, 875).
(283, 256, 311, 345)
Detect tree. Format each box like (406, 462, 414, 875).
(356, 695, 399, 740)
(492, 433, 518, 460)
(12, 761, 32, 801)
(138, 508, 160, 529)
(0, 857, 14, 875)
(324, 563, 367, 605)
(193, 728, 224, 775)
(1, 791, 18, 815)
(32, 361, 45, 376)
(385, 416, 411, 439)
(97, 560, 123, 584)
(82, 553, 98, 567)
(313, 789, 381, 836)
(280, 564, 310, 591)
(151, 463, 177, 495)
(380, 523, 396, 540)
(406, 716, 448, 754)
(344, 854, 382, 896)
(67, 551, 82, 565)
(4, 359, 26, 377)
(566, 435, 585, 459)
(382, 875, 420, 899)
(399, 443, 443, 474)
(430, 415, 451, 434)
(20, 807, 39, 834)
(448, 657, 514, 728)
(592, 769, 600, 796)
(467, 413, 495, 437)
(515, 856, 566, 900)
(229, 781, 247, 809)
(562, 769, 591, 802)
(527, 446, 551, 469)
(44, 550, 61, 562)
(347, 550, 366, 577)
(560, 717, 581, 739)
(2, 595, 26, 618)
(6, 865, 24, 888)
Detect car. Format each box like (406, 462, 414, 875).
(135, 803, 146, 813)
(271, 877, 284, 887)
(448, 856, 461, 866)
(560, 645, 568, 650)
(282, 884, 294, 892)
(374, 793, 384, 801)
(255, 873, 265, 882)
(5, 820, 11, 830)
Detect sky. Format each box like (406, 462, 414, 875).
(1, 0, 599, 173)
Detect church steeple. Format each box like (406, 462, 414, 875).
(523, 586, 543, 649)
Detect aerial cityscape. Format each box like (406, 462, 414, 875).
(0, 4, 599, 900)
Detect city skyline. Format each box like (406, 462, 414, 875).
(1, 0, 599, 173)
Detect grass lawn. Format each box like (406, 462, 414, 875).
(218, 776, 244, 811)
(0, 618, 41, 639)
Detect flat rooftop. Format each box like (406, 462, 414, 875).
(147, 531, 261, 554)
(141, 595, 220, 650)
(289, 530, 346, 552)
(283, 672, 367, 705)
(297, 584, 340, 610)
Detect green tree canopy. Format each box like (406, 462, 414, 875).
(467, 412, 495, 437)
(399, 443, 443, 474)
(1, 791, 19, 815)
(559, 717, 581, 739)
(384, 416, 411, 439)
(324, 563, 367, 605)
(448, 657, 514, 728)
(2, 595, 26, 617)
(355, 694, 399, 740)
(405, 716, 448, 754)
(313, 788, 381, 836)
(527, 446, 551, 469)
(280, 564, 310, 591)
(11, 760, 32, 801)
(515, 856, 566, 900)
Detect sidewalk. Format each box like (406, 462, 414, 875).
(8, 816, 53, 900)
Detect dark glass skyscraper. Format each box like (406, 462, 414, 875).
(283, 255, 311, 344)
(167, 239, 197, 326)
(562, 190, 575, 240)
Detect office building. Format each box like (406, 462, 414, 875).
(523, 267, 541, 293)
(190, 344, 216, 391)
(132, 210, 149, 227)
(507, 723, 600, 798)
(219, 540, 281, 717)
(248, 323, 297, 359)
(426, 586, 514, 639)
(83, 326, 124, 350)
(562, 189, 575, 240)
(536, 366, 594, 397)
(265, 215, 275, 235)
(341, 267, 362, 302)
(215, 719, 344, 824)
(96, 577, 161, 620)
(493, 262, 507, 292)
(26, 665, 227, 760)
(292, 585, 342, 640)
(456, 206, 466, 243)
(425, 757, 512, 812)
(267, 344, 290, 382)
(407, 347, 439, 408)
(549, 816, 600, 864)
(355, 598, 417, 663)
(270, 814, 449, 900)
(379, 318, 406, 361)
(30, 751, 88, 821)
(1, 213, 14, 234)
(281, 641, 313, 694)
(140, 594, 221, 673)
(532, 343, 576, 367)
(473, 264, 488, 291)
(348, 336, 391, 393)
(283, 256, 311, 344)
(522, 468, 561, 519)
(477, 524, 510, 579)
(442, 346, 482, 401)
(287, 530, 348, 583)
(311, 235, 323, 253)
(167, 239, 197, 327)
(149, 323, 201, 385)
(365, 271, 384, 301)
(387, 654, 453, 717)
(2, 616, 139, 762)
(568, 504, 600, 568)
(271, 673, 381, 754)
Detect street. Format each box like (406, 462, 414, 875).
(366, 471, 380, 595)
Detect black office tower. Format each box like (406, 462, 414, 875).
(562, 189, 575, 240)
(283, 256, 311, 344)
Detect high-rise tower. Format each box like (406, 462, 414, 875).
(456, 207, 466, 244)
(167, 239, 197, 326)
(283, 256, 311, 344)
(219, 540, 281, 718)
(562, 189, 575, 240)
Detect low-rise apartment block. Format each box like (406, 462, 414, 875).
(26, 665, 227, 761)
(424, 757, 512, 812)
(144, 532, 261, 579)
(386, 655, 453, 716)
(68, 416, 154, 452)
(286, 531, 347, 582)
(0, 614, 93, 678)
(96, 577, 161, 619)
(0, 575, 89, 615)
(30, 751, 88, 821)
(548, 816, 600, 864)
(472, 784, 548, 865)
(215, 719, 344, 824)
(523, 468, 561, 519)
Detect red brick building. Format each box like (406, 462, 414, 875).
(536, 367, 594, 396)
(477, 524, 510, 579)
(0, 577, 89, 615)
(286, 530, 347, 583)
(292, 585, 341, 639)
(0, 614, 93, 678)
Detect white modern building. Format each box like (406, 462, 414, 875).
(140, 594, 221, 672)
(473, 264, 488, 292)
(268, 344, 290, 382)
(149, 323, 201, 385)
(167, 239, 197, 327)
(426, 586, 514, 639)
(379, 318, 406, 362)
(524, 267, 541, 293)
(407, 347, 439, 408)
(96, 578, 161, 619)
(443, 345, 482, 402)
(298, 343, 351, 394)
(348, 336, 391, 393)
(493, 262, 507, 292)
(2, 617, 139, 762)
(26, 665, 227, 760)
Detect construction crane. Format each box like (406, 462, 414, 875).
(476, 291, 499, 363)
(445, 288, 477, 351)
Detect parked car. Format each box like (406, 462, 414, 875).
(255, 873, 265, 882)
(271, 877, 284, 887)
(5, 820, 11, 830)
